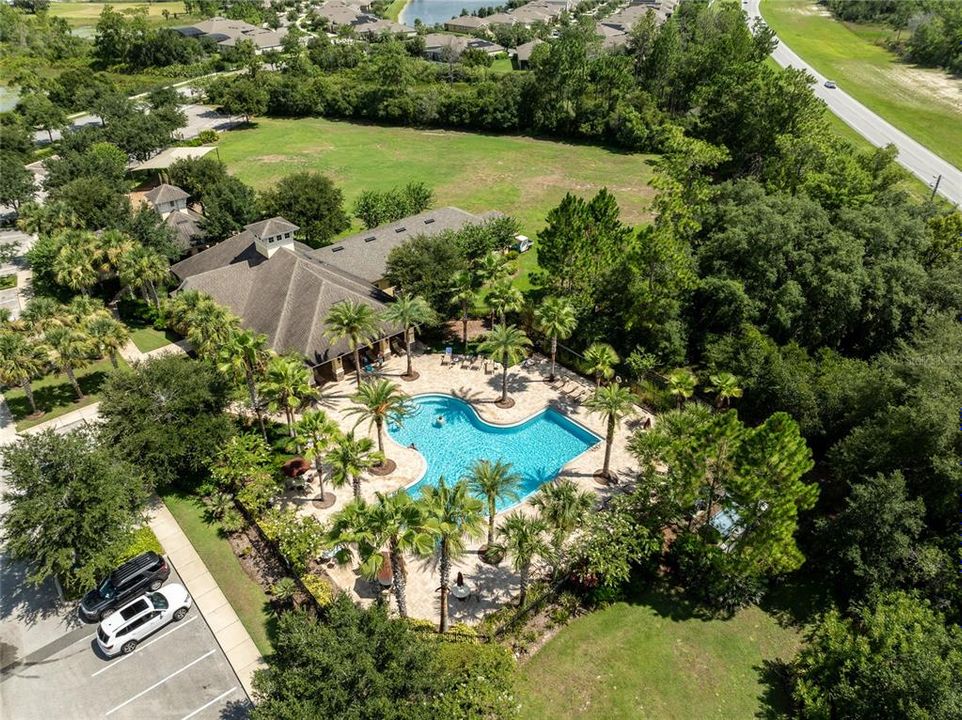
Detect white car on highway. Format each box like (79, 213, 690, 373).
(96, 584, 192, 657)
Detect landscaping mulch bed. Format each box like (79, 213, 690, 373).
(227, 524, 290, 600)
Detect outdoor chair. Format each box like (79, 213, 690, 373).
(470, 355, 481, 370)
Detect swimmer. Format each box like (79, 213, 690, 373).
(436, 414, 445, 426)
(408, 442, 417, 450)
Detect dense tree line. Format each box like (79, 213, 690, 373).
(826, 0, 962, 74)
(206, 1, 816, 174)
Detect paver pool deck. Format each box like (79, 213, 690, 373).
(287, 350, 650, 626)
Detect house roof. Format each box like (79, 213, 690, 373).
(172, 232, 396, 365)
(423, 33, 504, 55)
(444, 15, 487, 29)
(133, 146, 217, 171)
(246, 217, 299, 239)
(164, 209, 205, 251)
(352, 18, 414, 35)
(514, 38, 544, 62)
(307, 207, 492, 284)
(144, 183, 189, 205)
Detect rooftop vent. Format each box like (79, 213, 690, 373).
(395, 227, 406, 233)
(424, 218, 435, 224)
(331, 246, 344, 252)
(364, 236, 376, 242)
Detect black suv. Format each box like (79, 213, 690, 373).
(78, 552, 170, 623)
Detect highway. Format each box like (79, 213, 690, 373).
(746, 0, 960, 205)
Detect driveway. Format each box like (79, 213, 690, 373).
(0, 565, 251, 720)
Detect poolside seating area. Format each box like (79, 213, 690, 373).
(290, 349, 649, 625)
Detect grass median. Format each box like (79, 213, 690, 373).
(160, 489, 274, 656)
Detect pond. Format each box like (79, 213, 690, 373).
(399, 0, 497, 26)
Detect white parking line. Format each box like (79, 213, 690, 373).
(91, 616, 198, 677)
(104, 650, 215, 716)
(180, 687, 237, 720)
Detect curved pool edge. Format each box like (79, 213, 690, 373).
(387, 392, 602, 513)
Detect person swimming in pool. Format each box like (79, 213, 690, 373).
(435, 414, 445, 426)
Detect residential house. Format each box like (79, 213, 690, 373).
(422, 33, 505, 62)
(443, 14, 488, 33)
(175, 17, 288, 53)
(352, 17, 417, 37)
(512, 38, 544, 69)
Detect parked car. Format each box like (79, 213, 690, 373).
(824, 80, 837, 89)
(96, 584, 192, 657)
(78, 552, 170, 623)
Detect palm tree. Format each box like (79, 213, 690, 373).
(583, 342, 619, 388)
(86, 315, 129, 369)
(324, 299, 380, 388)
(499, 511, 548, 607)
(260, 354, 316, 436)
(450, 270, 475, 355)
(476, 251, 508, 287)
(421, 477, 484, 632)
(53, 243, 97, 296)
(325, 431, 384, 500)
(479, 323, 532, 407)
(530, 478, 594, 577)
(585, 383, 636, 482)
(99, 229, 137, 275)
(218, 329, 271, 436)
(64, 296, 108, 326)
(21, 296, 65, 334)
(118, 246, 169, 307)
(290, 410, 342, 504)
(708, 371, 742, 409)
(44, 326, 93, 400)
(16, 201, 78, 238)
(486, 279, 523, 325)
(0, 332, 49, 416)
(184, 300, 239, 358)
(379, 294, 435, 380)
(163, 289, 207, 335)
(345, 379, 412, 470)
(667, 368, 697, 408)
(534, 297, 577, 382)
(327, 491, 435, 617)
(466, 458, 522, 547)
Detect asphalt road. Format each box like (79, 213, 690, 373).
(746, 0, 961, 205)
(0, 565, 251, 720)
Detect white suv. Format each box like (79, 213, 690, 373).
(96, 583, 192, 657)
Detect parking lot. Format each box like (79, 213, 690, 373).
(0, 565, 251, 720)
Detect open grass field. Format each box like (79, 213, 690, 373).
(517, 585, 809, 720)
(48, 1, 190, 27)
(161, 490, 274, 655)
(218, 118, 658, 240)
(760, 0, 962, 168)
(5, 357, 126, 430)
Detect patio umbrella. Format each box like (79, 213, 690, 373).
(282, 456, 311, 478)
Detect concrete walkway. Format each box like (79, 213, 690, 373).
(147, 499, 264, 699)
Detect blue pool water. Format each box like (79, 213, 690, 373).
(388, 394, 600, 511)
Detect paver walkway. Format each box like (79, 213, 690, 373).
(147, 499, 264, 699)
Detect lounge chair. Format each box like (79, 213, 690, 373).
(470, 355, 481, 370)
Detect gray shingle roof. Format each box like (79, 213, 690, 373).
(174, 239, 395, 365)
(144, 184, 189, 205)
(164, 209, 205, 251)
(308, 207, 487, 284)
(245, 217, 299, 239)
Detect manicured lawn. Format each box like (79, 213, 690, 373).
(6, 357, 126, 430)
(161, 489, 275, 656)
(761, 0, 962, 168)
(218, 118, 658, 241)
(517, 586, 805, 720)
(383, 0, 407, 21)
(130, 326, 178, 353)
(48, 2, 191, 27)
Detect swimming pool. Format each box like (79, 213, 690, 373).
(387, 394, 601, 511)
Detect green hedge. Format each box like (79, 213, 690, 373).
(114, 526, 165, 564)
